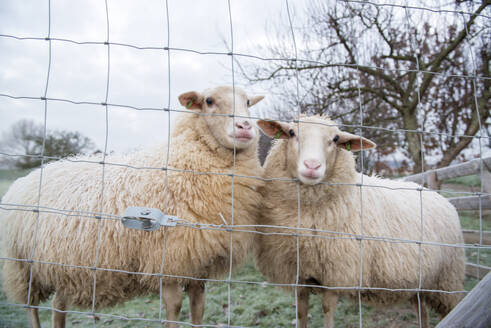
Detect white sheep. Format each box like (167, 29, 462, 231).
(255, 115, 465, 328)
(1, 86, 265, 328)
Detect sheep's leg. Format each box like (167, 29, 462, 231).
(187, 281, 205, 325)
(163, 282, 183, 328)
(27, 307, 41, 328)
(297, 287, 310, 328)
(52, 292, 67, 328)
(24, 279, 41, 328)
(322, 292, 338, 328)
(412, 296, 429, 328)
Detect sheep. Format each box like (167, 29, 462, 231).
(1, 86, 265, 328)
(255, 115, 465, 328)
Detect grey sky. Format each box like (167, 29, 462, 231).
(0, 0, 308, 153)
(1, 0, 488, 161)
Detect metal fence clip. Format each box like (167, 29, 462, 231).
(121, 207, 178, 231)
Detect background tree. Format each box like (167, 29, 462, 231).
(240, 0, 489, 174)
(0, 119, 96, 169)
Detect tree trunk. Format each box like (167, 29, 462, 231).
(403, 111, 423, 173)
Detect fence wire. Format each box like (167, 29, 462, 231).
(0, 0, 489, 327)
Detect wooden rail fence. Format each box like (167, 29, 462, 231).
(404, 157, 491, 279)
(407, 158, 491, 326)
(404, 156, 491, 210)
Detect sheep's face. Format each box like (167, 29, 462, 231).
(178, 86, 264, 150)
(258, 116, 376, 185)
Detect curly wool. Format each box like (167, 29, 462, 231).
(255, 116, 465, 316)
(1, 112, 264, 309)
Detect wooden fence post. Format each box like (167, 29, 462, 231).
(427, 171, 439, 190)
(482, 165, 491, 194)
(436, 272, 491, 328)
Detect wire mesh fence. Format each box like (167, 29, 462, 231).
(0, 0, 489, 327)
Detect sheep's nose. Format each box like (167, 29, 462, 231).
(236, 121, 252, 130)
(304, 159, 321, 170)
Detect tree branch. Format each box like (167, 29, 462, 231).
(409, 1, 489, 113)
(328, 12, 356, 63)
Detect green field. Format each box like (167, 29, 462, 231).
(443, 176, 491, 269)
(0, 170, 488, 327)
(444, 175, 481, 188)
(0, 169, 31, 200)
(0, 261, 443, 328)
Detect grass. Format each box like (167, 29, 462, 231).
(444, 175, 481, 188)
(466, 248, 491, 268)
(442, 175, 491, 270)
(460, 210, 491, 268)
(0, 261, 444, 328)
(459, 211, 491, 231)
(0, 171, 488, 327)
(0, 169, 31, 200)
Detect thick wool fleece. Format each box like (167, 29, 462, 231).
(255, 125, 465, 315)
(1, 113, 264, 309)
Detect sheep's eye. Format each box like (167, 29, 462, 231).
(206, 97, 213, 106)
(333, 135, 339, 143)
(247, 99, 250, 106)
(289, 129, 295, 137)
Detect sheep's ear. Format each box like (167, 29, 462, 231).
(178, 91, 203, 111)
(335, 131, 376, 152)
(257, 119, 292, 139)
(248, 95, 264, 107)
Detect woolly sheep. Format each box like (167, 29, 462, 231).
(1, 86, 265, 328)
(255, 115, 465, 328)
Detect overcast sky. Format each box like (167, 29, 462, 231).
(0, 0, 310, 153)
(0, 0, 488, 161)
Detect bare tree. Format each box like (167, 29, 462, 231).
(0, 119, 96, 169)
(240, 0, 490, 174)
